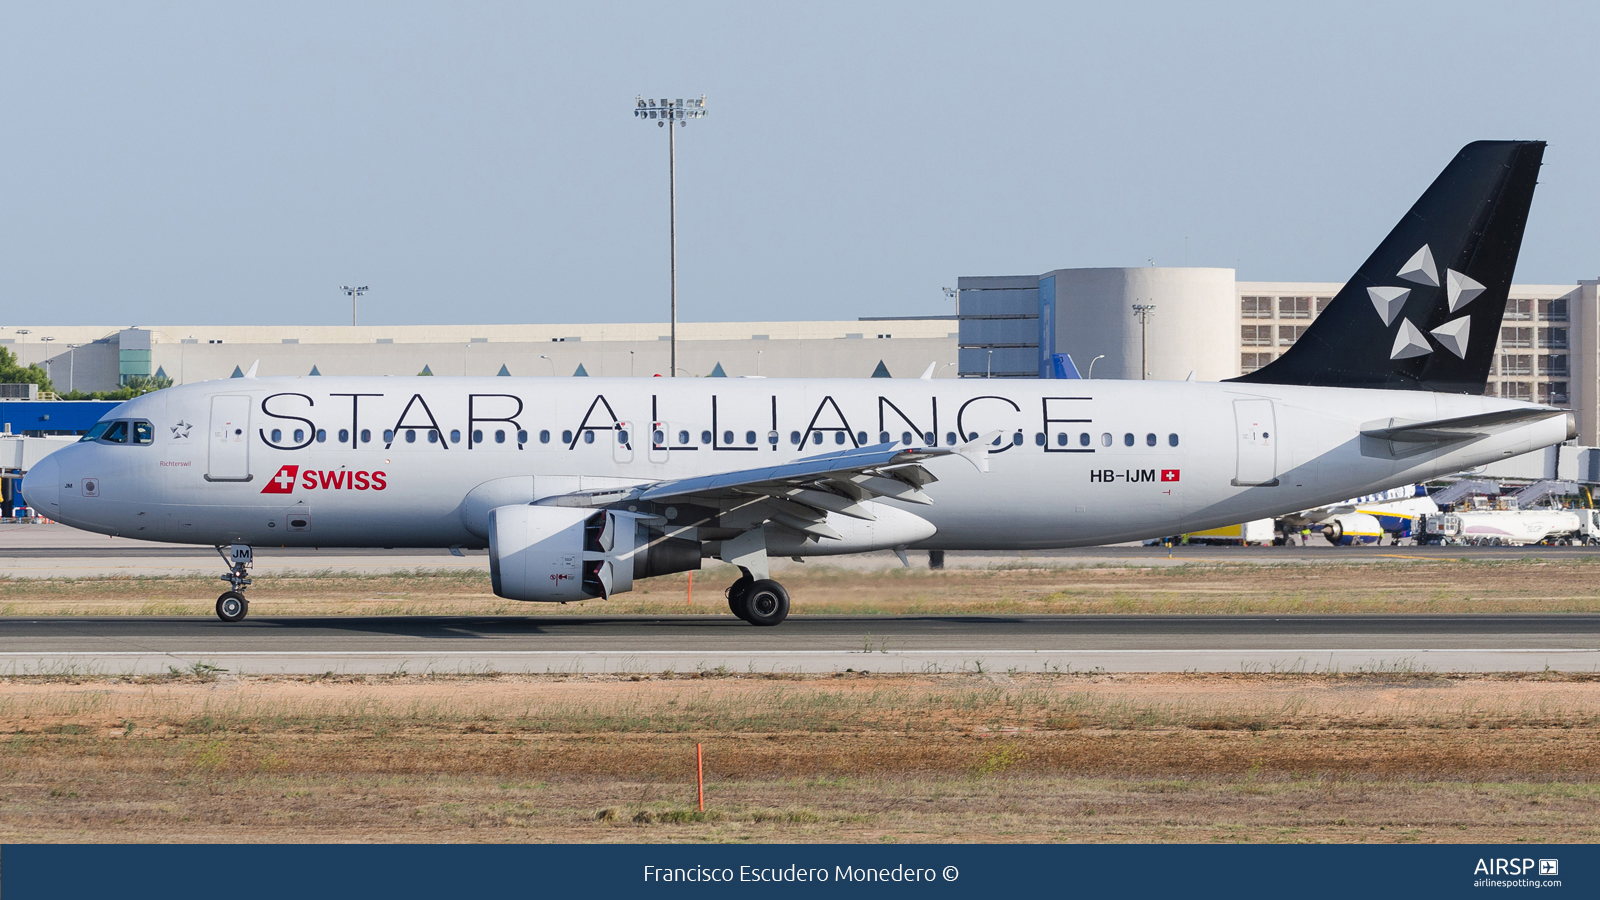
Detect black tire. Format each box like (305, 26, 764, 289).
(726, 575, 753, 622)
(216, 591, 248, 623)
(742, 579, 790, 627)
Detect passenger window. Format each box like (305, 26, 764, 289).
(902, 432, 913, 445)
(1035, 433, 1045, 446)
(653, 429, 664, 445)
(835, 432, 847, 445)
(450, 429, 461, 443)
(1169, 433, 1179, 447)
(1056, 433, 1067, 446)
(406, 430, 417, 444)
(723, 430, 734, 444)
(1146, 433, 1156, 447)
(102, 421, 129, 444)
(946, 432, 957, 446)
(857, 432, 867, 445)
(338, 429, 350, 443)
(790, 431, 801, 445)
(618, 429, 630, 445)
(80, 422, 112, 442)
(1012, 433, 1023, 446)
(1079, 433, 1090, 447)
(473, 430, 484, 444)
(583, 431, 595, 444)
(879, 431, 890, 444)
(271, 428, 283, 443)
(518, 430, 529, 444)
(701, 430, 713, 445)
(428, 430, 440, 444)
(768, 431, 779, 445)
(361, 429, 371, 443)
(315, 429, 327, 443)
(539, 430, 550, 444)
(1101, 433, 1111, 447)
(678, 430, 691, 444)
(744, 430, 756, 445)
(562, 430, 573, 444)
(812, 432, 823, 445)
(1123, 433, 1134, 447)
(293, 429, 305, 443)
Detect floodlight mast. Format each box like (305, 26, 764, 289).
(634, 95, 707, 377)
(342, 285, 369, 327)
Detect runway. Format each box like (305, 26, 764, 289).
(4, 523, 1600, 579)
(2, 614, 1595, 675)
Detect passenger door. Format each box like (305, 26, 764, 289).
(207, 395, 252, 482)
(1232, 399, 1279, 487)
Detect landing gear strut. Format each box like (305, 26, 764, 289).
(726, 568, 789, 627)
(213, 543, 253, 623)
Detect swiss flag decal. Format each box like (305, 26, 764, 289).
(1161, 469, 1180, 482)
(261, 465, 299, 494)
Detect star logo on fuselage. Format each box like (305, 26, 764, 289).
(170, 420, 193, 440)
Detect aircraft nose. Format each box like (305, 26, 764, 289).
(20, 453, 60, 517)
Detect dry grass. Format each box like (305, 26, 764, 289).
(4, 556, 1600, 617)
(0, 672, 1596, 843)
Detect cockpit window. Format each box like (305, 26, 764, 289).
(80, 422, 112, 443)
(133, 421, 154, 445)
(101, 421, 130, 444)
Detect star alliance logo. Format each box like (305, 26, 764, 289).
(1368, 243, 1482, 362)
(170, 420, 193, 440)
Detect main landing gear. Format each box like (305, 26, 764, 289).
(725, 569, 790, 627)
(214, 543, 253, 623)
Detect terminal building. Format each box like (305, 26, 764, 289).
(954, 268, 1600, 445)
(7, 270, 1600, 444)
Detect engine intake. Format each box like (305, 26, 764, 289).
(488, 505, 700, 603)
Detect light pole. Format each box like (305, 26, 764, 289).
(756, 349, 762, 376)
(67, 344, 78, 393)
(539, 354, 555, 376)
(633, 95, 708, 377)
(629, 350, 636, 377)
(40, 337, 54, 389)
(986, 349, 993, 379)
(1086, 354, 1105, 379)
(342, 285, 369, 326)
(1132, 303, 1156, 380)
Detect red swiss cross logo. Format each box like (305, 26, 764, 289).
(1161, 469, 1180, 482)
(261, 465, 300, 494)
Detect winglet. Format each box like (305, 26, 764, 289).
(953, 430, 1002, 473)
(243, 360, 260, 379)
(919, 361, 937, 380)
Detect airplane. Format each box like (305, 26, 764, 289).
(1280, 484, 1439, 545)
(20, 141, 1572, 626)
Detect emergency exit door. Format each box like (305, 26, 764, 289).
(207, 395, 252, 482)
(1232, 399, 1279, 487)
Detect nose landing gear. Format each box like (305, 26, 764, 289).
(214, 543, 253, 622)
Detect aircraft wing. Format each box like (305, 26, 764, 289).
(1361, 407, 1567, 444)
(544, 438, 994, 540)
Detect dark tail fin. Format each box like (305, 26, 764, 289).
(1230, 140, 1544, 394)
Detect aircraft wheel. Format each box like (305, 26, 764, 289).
(216, 591, 249, 623)
(726, 575, 753, 621)
(742, 580, 790, 627)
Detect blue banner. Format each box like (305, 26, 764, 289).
(5, 844, 1593, 899)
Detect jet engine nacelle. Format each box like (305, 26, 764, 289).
(487, 505, 701, 602)
(1322, 513, 1383, 546)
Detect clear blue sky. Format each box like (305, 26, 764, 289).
(2, 1, 1596, 326)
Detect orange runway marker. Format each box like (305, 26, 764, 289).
(696, 743, 704, 812)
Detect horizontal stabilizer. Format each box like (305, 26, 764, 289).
(1360, 407, 1567, 444)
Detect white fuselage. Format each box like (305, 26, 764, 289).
(21, 376, 1572, 552)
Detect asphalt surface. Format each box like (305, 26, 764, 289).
(2, 614, 1595, 675)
